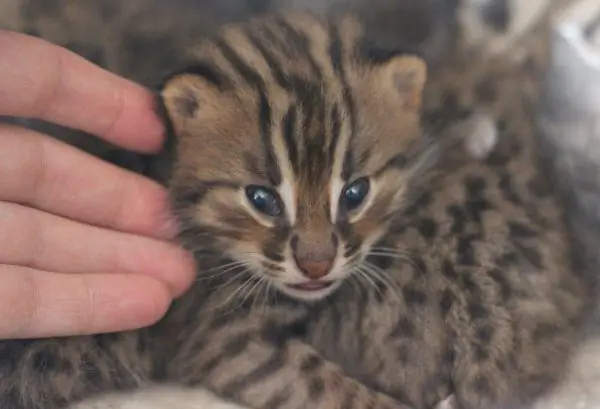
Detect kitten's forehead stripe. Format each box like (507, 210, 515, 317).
(257, 91, 282, 186)
(215, 37, 267, 89)
(243, 28, 290, 90)
(274, 17, 323, 81)
(175, 60, 231, 90)
(282, 105, 299, 176)
(327, 22, 356, 182)
(213, 36, 283, 186)
(328, 104, 341, 163)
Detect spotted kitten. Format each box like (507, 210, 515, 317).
(0, 6, 591, 409)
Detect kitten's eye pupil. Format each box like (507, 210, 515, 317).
(245, 185, 282, 217)
(342, 178, 370, 211)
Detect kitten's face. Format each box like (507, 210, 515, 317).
(161, 14, 429, 301)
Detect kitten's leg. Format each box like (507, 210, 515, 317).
(172, 336, 411, 409)
(68, 385, 248, 409)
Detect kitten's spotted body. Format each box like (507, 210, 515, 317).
(0, 2, 591, 409)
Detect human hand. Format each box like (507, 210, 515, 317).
(0, 30, 195, 339)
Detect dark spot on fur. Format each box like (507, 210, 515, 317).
(262, 319, 308, 347)
(468, 303, 489, 320)
(473, 345, 490, 362)
(439, 289, 456, 316)
(447, 205, 466, 234)
(486, 151, 510, 167)
(457, 235, 476, 265)
(405, 191, 433, 216)
(412, 255, 428, 275)
(368, 253, 394, 270)
(497, 252, 518, 267)
(223, 333, 252, 357)
(476, 325, 493, 343)
(475, 79, 497, 103)
(466, 198, 493, 223)
(461, 275, 478, 293)
(416, 218, 438, 240)
(465, 176, 486, 197)
(444, 345, 456, 364)
(498, 172, 522, 204)
(403, 287, 428, 306)
(391, 317, 415, 338)
(528, 177, 550, 197)
(514, 242, 543, 269)
(81, 354, 104, 385)
(32, 349, 57, 373)
(300, 354, 323, 373)
(308, 378, 325, 399)
(0, 340, 28, 374)
(488, 268, 512, 301)
(59, 358, 74, 374)
(472, 376, 493, 395)
(508, 221, 538, 238)
(397, 345, 411, 363)
(533, 323, 559, 343)
(442, 260, 459, 280)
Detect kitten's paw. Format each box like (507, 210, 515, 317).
(68, 385, 248, 409)
(433, 394, 457, 409)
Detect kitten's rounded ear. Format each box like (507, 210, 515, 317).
(375, 55, 428, 111)
(159, 73, 221, 136)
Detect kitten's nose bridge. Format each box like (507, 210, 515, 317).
(291, 229, 338, 280)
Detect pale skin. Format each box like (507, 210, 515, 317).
(0, 29, 195, 340)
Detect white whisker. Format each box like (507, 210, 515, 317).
(362, 261, 402, 301)
(366, 249, 424, 275)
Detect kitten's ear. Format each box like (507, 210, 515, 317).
(373, 55, 427, 111)
(159, 74, 221, 135)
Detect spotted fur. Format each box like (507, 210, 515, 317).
(0, 2, 593, 409)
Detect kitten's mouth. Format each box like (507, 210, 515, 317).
(287, 281, 334, 292)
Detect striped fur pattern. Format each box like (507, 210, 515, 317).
(0, 5, 592, 409)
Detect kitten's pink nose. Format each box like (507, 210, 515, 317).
(291, 232, 337, 280)
(296, 259, 334, 280)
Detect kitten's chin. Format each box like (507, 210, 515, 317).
(274, 280, 343, 301)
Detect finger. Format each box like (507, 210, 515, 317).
(0, 29, 164, 152)
(0, 124, 175, 239)
(0, 266, 172, 339)
(0, 201, 195, 298)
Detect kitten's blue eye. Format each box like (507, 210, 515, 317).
(245, 185, 283, 217)
(341, 178, 370, 211)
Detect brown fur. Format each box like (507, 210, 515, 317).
(0, 3, 593, 409)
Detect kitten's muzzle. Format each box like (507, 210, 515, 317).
(295, 259, 334, 280)
(290, 232, 338, 280)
